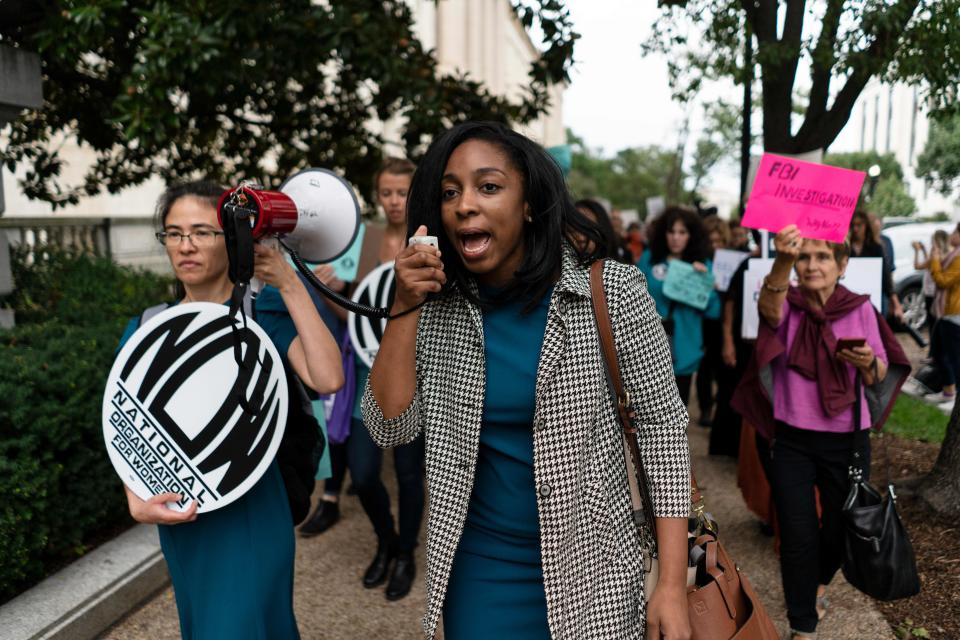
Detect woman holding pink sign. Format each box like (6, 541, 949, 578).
(732, 224, 910, 640)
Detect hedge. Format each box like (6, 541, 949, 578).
(0, 247, 172, 601)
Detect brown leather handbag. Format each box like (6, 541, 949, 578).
(589, 261, 779, 640)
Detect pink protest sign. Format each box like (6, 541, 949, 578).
(742, 153, 866, 243)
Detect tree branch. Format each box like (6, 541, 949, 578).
(809, 0, 922, 150)
(794, 0, 844, 140)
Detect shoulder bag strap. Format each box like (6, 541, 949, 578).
(589, 260, 660, 551)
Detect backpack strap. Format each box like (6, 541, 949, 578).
(137, 291, 254, 328)
(139, 302, 172, 327)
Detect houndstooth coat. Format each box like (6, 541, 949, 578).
(362, 250, 691, 639)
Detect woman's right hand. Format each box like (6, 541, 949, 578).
(392, 225, 446, 312)
(773, 224, 802, 261)
(722, 336, 737, 368)
(126, 487, 198, 525)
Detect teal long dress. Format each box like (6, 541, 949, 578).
(442, 287, 553, 640)
(116, 287, 300, 640)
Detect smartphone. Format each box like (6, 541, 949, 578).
(836, 337, 866, 353)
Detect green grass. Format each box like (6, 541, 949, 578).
(884, 395, 951, 443)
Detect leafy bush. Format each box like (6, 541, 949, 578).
(0, 247, 172, 601)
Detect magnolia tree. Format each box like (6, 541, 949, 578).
(0, 0, 577, 206)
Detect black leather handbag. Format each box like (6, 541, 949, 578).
(840, 373, 920, 601)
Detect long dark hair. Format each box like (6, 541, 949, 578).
(574, 198, 624, 262)
(406, 121, 603, 309)
(647, 206, 710, 264)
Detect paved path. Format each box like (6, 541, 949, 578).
(104, 427, 894, 640)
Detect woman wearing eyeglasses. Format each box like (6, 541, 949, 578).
(113, 181, 343, 640)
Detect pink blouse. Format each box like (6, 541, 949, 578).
(771, 299, 887, 432)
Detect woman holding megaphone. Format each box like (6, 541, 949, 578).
(364, 122, 692, 640)
(114, 181, 343, 640)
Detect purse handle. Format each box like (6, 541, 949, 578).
(589, 260, 660, 551)
(589, 261, 709, 551)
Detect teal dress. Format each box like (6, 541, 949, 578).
(117, 287, 300, 640)
(443, 287, 552, 640)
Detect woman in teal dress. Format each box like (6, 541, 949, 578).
(637, 206, 720, 406)
(115, 181, 343, 640)
(366, 123, 693, 639)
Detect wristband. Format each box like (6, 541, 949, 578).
(762, 276, 789, 293)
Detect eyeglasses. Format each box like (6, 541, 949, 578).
(155, 229, 225, 247)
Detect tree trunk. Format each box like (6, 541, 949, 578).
(920, 396, 960, 516)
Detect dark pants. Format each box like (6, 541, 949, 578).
(675, 374, 692, 407)
(696, 317, 723, 418)
(323, 441, 348, 495)
(934, 320, 960, 387)
(347, 418, 425, 553)
(709, 341, 751, 457)
(769, 422, 871, 634)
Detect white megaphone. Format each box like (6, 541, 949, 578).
(217, 168, 361, 264)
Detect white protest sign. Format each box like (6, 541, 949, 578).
(348, 263, 396, 368)
(741, 257, 883, 339)
(646, 196, 666, 221)
(713, 249, 750, 292)
(103, 303, 288, 513)
(663, 260, 715, 311)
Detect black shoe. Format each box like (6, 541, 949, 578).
(385, 552, 416, 601)
(298, 500, 340, 537)
(363, 541, 396, 588)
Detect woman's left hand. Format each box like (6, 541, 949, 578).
(646, 583, 691, 639)
(253, 242, 298, 292)
(692, 261, 708, 274)
(837, 344, 876, 373)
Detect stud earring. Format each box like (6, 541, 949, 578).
(525, 215, 533, 222)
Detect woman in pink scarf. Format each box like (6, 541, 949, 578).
(732, 224, 910, 640)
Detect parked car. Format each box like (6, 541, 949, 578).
(882, 221, 958, 330)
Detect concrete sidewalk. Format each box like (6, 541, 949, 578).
(103, 427, 893, 639)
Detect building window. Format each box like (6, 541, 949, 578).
(909, 87, 918, 165)
(886, 86, 894, 152)
(873, 95, 880, 151)
(860, 103, 866, 151)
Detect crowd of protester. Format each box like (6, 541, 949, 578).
(107, 122, 945, 640)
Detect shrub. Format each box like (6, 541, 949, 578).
(0, 247, 172, 601)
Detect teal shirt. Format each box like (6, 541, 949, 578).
(636, 251, 721, 376)
(456, 287, 552, 564)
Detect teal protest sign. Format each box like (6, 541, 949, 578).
(325, 224, 365, 282)
(663, 260, 714, 311)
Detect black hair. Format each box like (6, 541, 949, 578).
(154, 180, 225, 231)
(574, 198, 624, 262)
(406, 121, 603, 310)
(154, 180, 226, 299)
(647, 206, 711, 265)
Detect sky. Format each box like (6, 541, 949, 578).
(560, 0, 743, 205)
(563, 1, 684, 152)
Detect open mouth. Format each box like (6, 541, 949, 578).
(459, 230, 491, 258)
